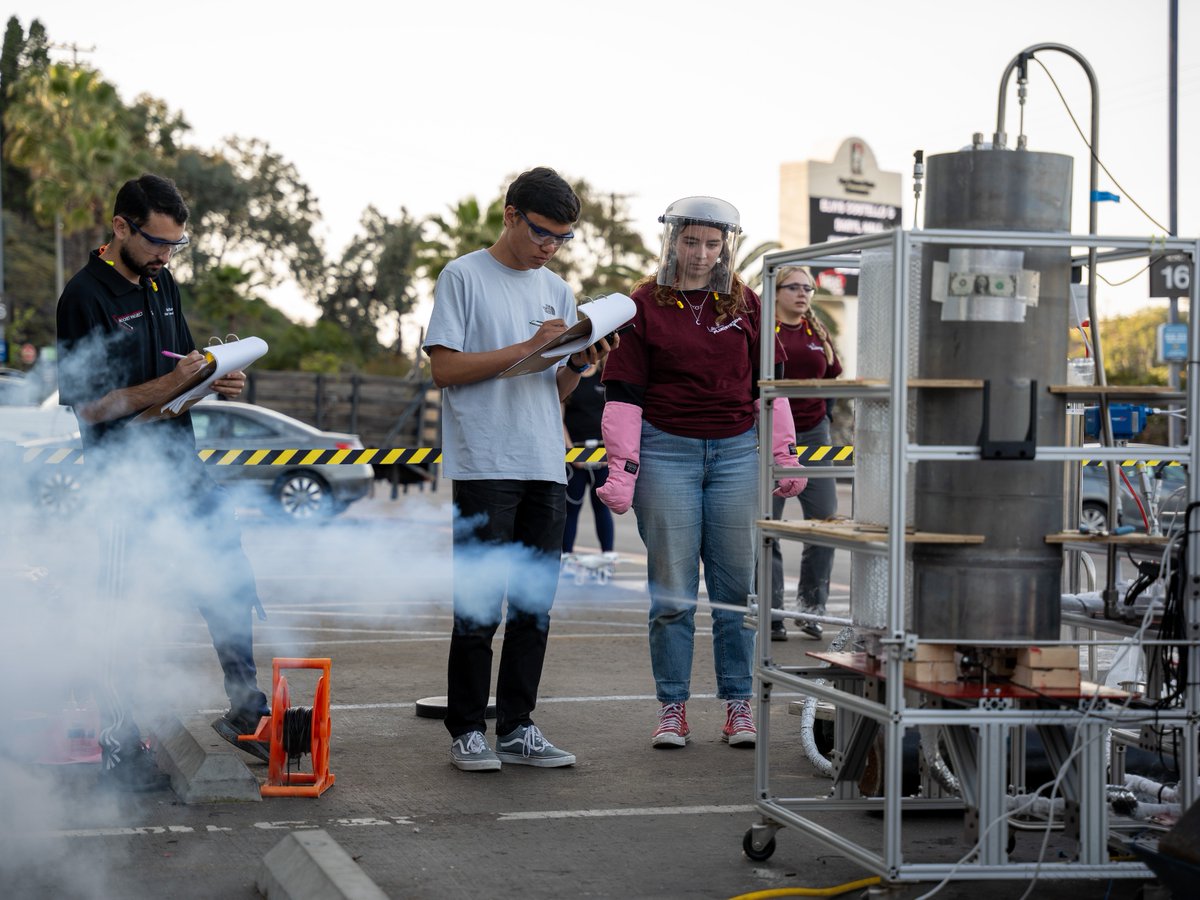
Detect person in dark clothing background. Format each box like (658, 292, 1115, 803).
(561, 363, 616, 562)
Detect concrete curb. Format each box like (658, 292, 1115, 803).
(257, 829, 389, 899)
(152, 714, 262, 803)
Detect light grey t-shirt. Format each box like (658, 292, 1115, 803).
(423, 249, 577, 482)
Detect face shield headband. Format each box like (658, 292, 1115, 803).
(657, 218, 741, 294)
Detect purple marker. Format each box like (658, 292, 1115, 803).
(162, 350, 186, 360)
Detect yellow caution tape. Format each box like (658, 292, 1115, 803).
(15, 445, 1185, 468)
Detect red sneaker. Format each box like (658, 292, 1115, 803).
(651, 702, 690, 748)
(722, 700, 756, 747)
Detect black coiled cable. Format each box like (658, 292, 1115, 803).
(280, 706, 314, 762)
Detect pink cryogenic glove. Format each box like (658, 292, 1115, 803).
(766, 397, 806, 498)
(597, 401, 643, 514)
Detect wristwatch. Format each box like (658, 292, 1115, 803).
(566, 358, 588, 374)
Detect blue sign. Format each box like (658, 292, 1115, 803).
(1157, 323, 1188, 363)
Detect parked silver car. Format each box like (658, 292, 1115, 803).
(1079, 444, 1187, 533)
(20, 398, 373, 521)
(189, 399, 373, 518)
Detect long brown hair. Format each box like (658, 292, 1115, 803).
(633, 273, 751, 325)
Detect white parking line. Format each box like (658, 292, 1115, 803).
(498, 804, 754, 821)
(46, 804, 752, 841)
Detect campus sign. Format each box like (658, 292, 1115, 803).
(780, 137, 902, 296)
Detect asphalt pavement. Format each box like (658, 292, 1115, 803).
(2, 481, 1156, 899)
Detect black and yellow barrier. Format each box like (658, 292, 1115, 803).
(14, 444, 1184, 467)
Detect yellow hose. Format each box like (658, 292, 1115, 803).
(729, 876, 882, 899)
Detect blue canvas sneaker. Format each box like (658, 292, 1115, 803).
(450, 730, 501, 772)
(494, 724, 575, 767)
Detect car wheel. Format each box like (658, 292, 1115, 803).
(39, 470, 82, 517)
(1080, 501, 1108, 533)
(274, 471, 333, 520)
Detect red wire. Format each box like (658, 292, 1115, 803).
(1115, 464, 1149, 531)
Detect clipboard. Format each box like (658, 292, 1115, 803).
(498, 293, 635, 379)
(134, 336, 268, 422)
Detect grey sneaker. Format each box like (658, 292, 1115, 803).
(495, 724, 576, 767)
(450, 730, 501, 771)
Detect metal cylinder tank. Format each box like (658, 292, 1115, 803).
(913, 147, 1072, 641)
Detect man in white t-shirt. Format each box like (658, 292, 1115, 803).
(423, 167, 610, 772)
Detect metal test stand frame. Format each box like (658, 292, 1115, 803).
(748, 226, 1200, 886)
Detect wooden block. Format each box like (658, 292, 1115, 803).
(912, 644, 956, 664)
(1017, 646, 1079, 670)
(1012, 664, 1080, 690)
(904, 660, 959, 682)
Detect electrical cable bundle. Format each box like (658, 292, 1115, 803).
(280, 706, 314, 767)
(1153, 506, 1194, 712)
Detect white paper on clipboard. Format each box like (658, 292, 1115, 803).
(498, 293, 635, 379)
(135, 336, 268, 421)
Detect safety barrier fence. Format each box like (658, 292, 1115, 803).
(12, 445, 1181, 467)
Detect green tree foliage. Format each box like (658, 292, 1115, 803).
(0, 15, 45, 211)
(0, 208, 55, 348)
(322, 205, 422, 358)
(1094, 307, 1175, 386)
(4, 63, 150, 238)
(167, 138, 325, 296)
(553, 180, 654, 298)
(417, 196, 505, 284)
(736, 238, 782, 293)
(417, 180, 655, 300)
(271, 319, 361, 374)
(183, 264, 318, 372)
(0, 16, 656, 377)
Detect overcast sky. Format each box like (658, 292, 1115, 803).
(14, 0, 1198, 326)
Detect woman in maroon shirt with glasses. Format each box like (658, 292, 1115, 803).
(769, 266, 842, 641)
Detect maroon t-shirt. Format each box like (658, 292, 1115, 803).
(602, 284, 765, 439)
(776, 320, 843, 431)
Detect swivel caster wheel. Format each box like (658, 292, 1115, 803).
(742, 828, 776, 861)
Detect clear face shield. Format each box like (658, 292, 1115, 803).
(656, 197, 742, 294)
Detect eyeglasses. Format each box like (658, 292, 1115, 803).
(779, 282, 816, 294)
(121, 215, 190, 253)
(515, 209, 573, 248)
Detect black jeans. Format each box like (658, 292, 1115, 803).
(446, 479, 565, 739)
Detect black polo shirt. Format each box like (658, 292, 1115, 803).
(56, 250, 200, 472)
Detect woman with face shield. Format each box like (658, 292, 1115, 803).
(597, 197, 806, 749)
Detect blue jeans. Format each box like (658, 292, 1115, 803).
(632, 423, 758, 703)
(770, 418, 838, 614)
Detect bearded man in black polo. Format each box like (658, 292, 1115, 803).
(56, 174, 269, 790)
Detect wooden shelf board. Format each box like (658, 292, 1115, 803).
(807, 651, 1131, 700)
(759, 518, 984, 545)
(1046, 531, 1171, 546)
(764, 378, 983, 389)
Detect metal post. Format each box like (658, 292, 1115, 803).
(1168, 0, 1181, 445)
(0, 142, 5, 364)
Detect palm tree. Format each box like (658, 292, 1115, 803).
(4, 63, 150, 291)
(736, 237, 782, 292)
(417, 196, 506, 284)
(5, 63, 148, 234)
